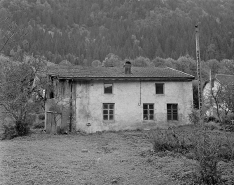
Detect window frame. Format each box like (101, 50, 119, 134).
(104, 83, 113, 94)
(167, 104, 178, 121)
(143, 103, 154, 120)
(103, 103, 115, 121)
(155, 83, 164, 95)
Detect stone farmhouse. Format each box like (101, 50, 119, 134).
(45, 62, 194, 133)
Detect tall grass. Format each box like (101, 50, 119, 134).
(150, 125, 234, 184)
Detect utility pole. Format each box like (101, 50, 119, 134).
(195, 24, 203, 120)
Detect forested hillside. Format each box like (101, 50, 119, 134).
(0, 0, 234, 67)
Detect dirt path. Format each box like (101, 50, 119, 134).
(0, 130, 196, 185)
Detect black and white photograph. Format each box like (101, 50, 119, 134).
(0, 0, 234, 184)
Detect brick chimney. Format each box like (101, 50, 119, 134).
(124, 61, 131, 74)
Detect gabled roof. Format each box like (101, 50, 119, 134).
(47, 65, 195, 81)
(215, 74, 234, 85)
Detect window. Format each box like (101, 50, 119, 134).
(143, 104, 154, 120)
(155, 83, 164, 94)
(49, 91, 54, 99)
(103, 103, 114, 121)
(104, 83, 113, 94)
(167, 104, 178, 121)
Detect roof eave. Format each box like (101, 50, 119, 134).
(48, 75, 195, 82)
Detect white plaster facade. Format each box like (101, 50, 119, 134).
(74, 80, 193, 133)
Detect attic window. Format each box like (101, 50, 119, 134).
(104, 83, 113, 94)
(155, 83, 164, 94)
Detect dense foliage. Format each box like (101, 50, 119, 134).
(1, 0, 234, 66)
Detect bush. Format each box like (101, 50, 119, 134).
(15, 121, 30, 136)
(1, 118, 31, 140)
(150, 128, 192, 153)
(33, 121, 44, 129)
(222, 135, 234, 160)
(26, 114, 36, 127)
(204, 122, 220, 130)
(192, 131, 223, 184)
(223, 125, 234, 132)
(205, 116, 219, 123)
(150, 126, 234, 184)
(38, 114, 45, 120)
(1, 122, 17, 140)
(220, 114, 234, 132)
(189, 128, 234, 184)
(189, 108, 200, 125)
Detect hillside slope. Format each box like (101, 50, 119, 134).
(0, 0, 234, 64)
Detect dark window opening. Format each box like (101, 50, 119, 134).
(103, 103, 114, 121)
(104, 83, 113, 94)
(60, 80, 66, 96)
(156, 83, 164, 94)
(167, 104, 178, 121)
(49, 91, 54, 99)
(143, 104, 154, 120)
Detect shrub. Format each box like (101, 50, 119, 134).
(33, 121, 44, 129)
(150, 128, 191, 153)
(191, 128, 234, 184)
(26, 114, 36, 126)
(220, 114, 234, 132)
(1, 119, 31, 140)
(205, 116, 219, 123)
(189, 108, 200, 125)
(38, 114, 45, 120)
(223, 125, 234, 132)
(1, 122, 17, 140)
(15, 121, 30, 136)
(192, 130, 223, 184)
(219, 135, 234, 160)
(150, 129, 170, 152)
(150, 126, 234, 184)
(204, 122, 220, 130)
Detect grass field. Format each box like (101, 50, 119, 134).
(0, 128, 234, 185)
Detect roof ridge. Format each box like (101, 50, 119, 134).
(215, 73, 234, 85)
(166, 67, 195, 78)
(215, 73, 234, 77)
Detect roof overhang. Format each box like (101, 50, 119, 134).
(48, 75, 194, 82)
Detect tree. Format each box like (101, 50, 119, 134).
(102, 53, 122, 67)
(0, 10, 28, 54)
(91, 60, 102, 67)
(132, 56, 153, 67)
(0, 56, 45, 138)
(206, 59, 220, 75)
(208, 81, 234, 123)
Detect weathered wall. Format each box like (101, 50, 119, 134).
(45, 80, 76, 131)
(75, 80, 193, 133)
